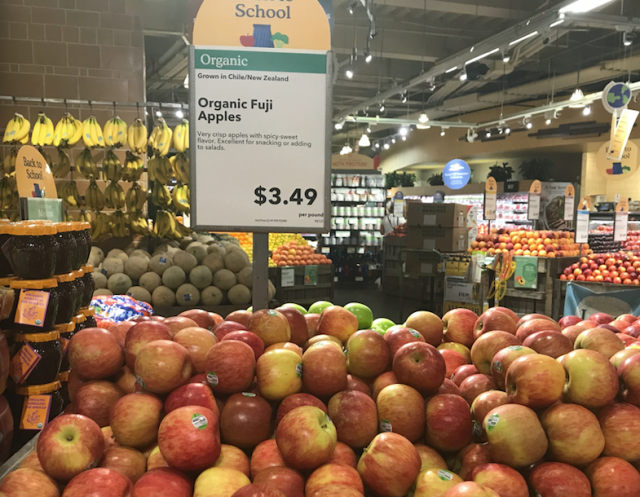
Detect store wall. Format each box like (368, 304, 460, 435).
(581, 139, 640, 202)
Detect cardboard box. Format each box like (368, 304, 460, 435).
(406, 251, 443, 275)
(407, 227, 469, 252)
(407, 203, 468, 228)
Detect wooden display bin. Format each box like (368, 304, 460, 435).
(268, 265, 335, 306)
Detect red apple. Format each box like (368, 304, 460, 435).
(441, 349, 468, 379)
(474, 308, 516, 339)
(213, 444, 250, 477)
(256, 349, 303, 402)
(99, 446, 146, 484)
(317, 306, 359, 344)
(179, 308, 215, 329)
(303, 341, 348, 399)
(135, 340, 193, 394)
(328, 390, 378, 450)
(346, 329, 391, 379)
(515, 319, 561, 342)
(250, 439, 286, 479)
(562, 320, 597, 344)
(559, 315, 582, 329)
(384, 326, 426, 357)
(618, 334, 636, 347)
(226, 310, 253, 327)
(522, 330, 573, 359)
(516, 314, 555, 328)
(585, 457, 640, 496)
(425, 394, 473, 452)
(618, 353, 640, 406)
(163, 316, 198, 337)
(276, 393, 327, 426)
(276, 307, 310, 347)
(624, 323, 640, 338)
(19, 450, 44, 472)
(505, 354, 565, 408)
(132, 468, 193, 497)
(460, 374, 497, 405)
(471, 391, 508, 436)
(0, 468, 59, 497)
(110, 392, 163, 448)
(329, 442, 357, 468)
(249, 310, 291, 347)
(305, 464, 364, 496)
(376, 384, 425, 442)
(222, 330, 265, 361)
(75, 381, 123, 428)
(68, 369, 84, 403)
(451, 364, 480, 386)
(220, 392, 272, 450)
(346, 374, 371, 396)
(393, 341, 445, 395)
(562, 349, 619, 409)
(471, 463, 528, 497)
(253, 467, 305, 497)
(415, 443, 448, 472)
(164, 382, 219, 418)
(68, 328, 125, 380)
(612, 348, 640, 369)
(173, 327, 218, 373)
(575, 328, 624, 358)
(214, 320, 247, 341)
(113, 366, 137, 393)
(405, 311, 444, 346)
(371, 371, 397, 400)
(414, 469, 463, 497)
(528, 462, 591, 497)
(306, 485, 362, 497)
(62, 468, 132, 497)
(452, 444, 493, 481)
(439, 342, 472, 362)
(444, 308, 481, 347)
(490, 345, 536, 389)
(124, 321, 172, 371)
(231, 484, 287, 497)
(598, 403, 640, 462)
(107, 320, 134, 350)
(305, 313, 321, 337)
(471, 331, 521, 374)
(493, 307, 518, 325)
(204, 340, 255, 395)
(590, 312, 614, 324)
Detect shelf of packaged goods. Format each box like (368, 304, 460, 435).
(331, 187, 386, 191)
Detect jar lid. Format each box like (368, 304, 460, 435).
(81, 265, 94, 273)
(16, 380, 62, 396)
(0, 276, 16, 286)
(55, 222, 76, 233)
(55, 273, 76, 283)
(79, 222, 91, 230)
(14, 330, 60, 342)
(9, 223, 57, 236)
(71, 270, 83, 280)
(58, 371, 70, 382)
(73, 314, 86, 324)
(0, 223, 11, 235)
(55, 322, 75, 333)
(81, 306, 95, 317)
(10, 278, 58, 289)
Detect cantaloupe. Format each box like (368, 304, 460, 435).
(102, 257, 124, 278)
(237, 267, 253, 288)
(213, 269, 236, 291)
(90, 247, 105, 263)
(107, 273, 132, 294)
(126, 286, 151, 303)
(152, 286, 176, 307)
(92, 271, 108, 289)
(130, 249, 151, 260)
(268, 280, 276, 300)
(173, 251, 198, 274)
(162, 266, 186, 290)
(201, 286, 223, 306)
(139, 272, 162, 293)
(93, 289, 113, 297)
(186, 243, 207, 263)
(224, 250, 249, 272)
(124, 257, 149, 280)
(107, 249, 128, 263)
(176, 284, 200, 307)
(197, 235, 215, 245)
(149, 254, 173, 275)
(207, 244, 226, 256)
(203, 253, 225, 274)
(189, 265, 213, 290)
(228, 284, 251, 305)
(180, 237, 195, 250)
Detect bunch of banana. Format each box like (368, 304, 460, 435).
(85, 178, 105, 212)
(109, 210, 129, 238)
(2, 148, 17, 177)
(76, 210, 92, 223)
(53, 113, 83, 148)
(173, 119, 189, 152)
(151, 181, 171, 208)
(39, 148, 52, 172)
(31, 113, 55, 147)
(75, 148, 99, 179)
(171, 184, 190, 214)
(103, 116, 128, 148)
(121, 151, 144, 182)
(103, 149, 122, 182)
(82, 116, 104, 148)
(128, 211, 151, 236)
(153, 210, 179, 239)
(149, 118, 172, 156)
(0, 178, 12, 210)
(59, 181, 82, 208)
(3, 113, 30, 144)
(170, 211, 192, 238)
(127, 118, 148, 154)
(51, 148, 71, 178)
(10, 190, 18, 210)
(64, 212, 72, 222)
(104, 181, 126, 210)
(0, 212, 8, 220)
(91, 212, 110, 240)
(125, 181, 147, 213)
(148, 155, 173, 184)
(172, 152, 190, 184)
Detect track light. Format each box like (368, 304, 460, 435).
(383, 143, 390, 150)
(624, 31, 636, 47)
(502, 52, 511, 63)
(379, 102, 385, 112)
(505, 127, 511, 135)
(526, 122, 533, 129)
(348, 0, 357, 14)
(335, 121, 344, 130)
(569, 88, 585, 108)
(359, 134, 371, 147)
(401, 91, 408, 103)
(392, 138, 396, 144)
(460, 72, 468, 82)
(546, 119, 551, 125)
(440, 130, 446, 136)
(155, 110, 162, 117)
(486, 131, 491, 138)
(175, 109, 184, 119)
(366, 126, 372, 133)
(399, 127, 409, 136)
(346, 68, 354, 79)
(365, 50, 373, 63)
(429, 83, 437, 91)
(374, 142, 380, 149)
(583, 106, 592, 116)
(402, 136, 406, 141)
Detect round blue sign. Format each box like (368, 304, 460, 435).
(443, 159, 471, 190)
(602, 81, 632, 113)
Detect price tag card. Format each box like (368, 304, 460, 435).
(10, 344, 41, 384)
(564, 185, 575, 221)
(281, 267, 295, 288)
(304, 265, 318, 286)
(20, 394, 52, 430)
(484, 178, 497, 220)
(576, 210, 590, 244)
(528, 180, 541, 220)
(615, 198, 629, 242)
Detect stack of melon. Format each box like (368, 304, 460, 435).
(89, 235, 275, 308)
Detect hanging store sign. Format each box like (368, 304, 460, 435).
(442, 159, 471, 190)
(484, 177, 497, 221)
(608, 109, 639, 161)
(15, 146, 57, 199)
(597, 140, 638, 180)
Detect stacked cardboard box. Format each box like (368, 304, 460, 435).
(406, 203, 469, 252)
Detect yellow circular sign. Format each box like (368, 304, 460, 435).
(596, 140, 638, 180)
(15, 145, 57, 199)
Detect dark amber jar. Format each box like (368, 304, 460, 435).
(76, 222, 91, 268)
(54, 223, 79, 275)
(79, 265, 94, 308)
(0, 221, 13, 278)
(9, 279, 59, 333)
(7, 223, 59, 280)
(54, 273, 78, 325)
(10, 330, 62, 387)
(58, 328, 74, 373)
(73, 313, 87, 332)
(71, 270, 84, 316)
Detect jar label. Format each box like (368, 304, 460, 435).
(19, 394, 52, 431)
(15, 290, 50, 328)
(191, 413, 208, 430)
(10, 344, 41, 384)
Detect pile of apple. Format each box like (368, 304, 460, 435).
(624, 230, 640, 252)
(470, 229, 588, 257)
(6, 303, 640, 497)
(561, 252, 640, 284)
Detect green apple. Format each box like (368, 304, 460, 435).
(247, 306, 253, 312)
(372, 318, 395, 335)
(309, 301, 333, 314)
(282, 303, 308, 315)
(345, 303, 374, 330)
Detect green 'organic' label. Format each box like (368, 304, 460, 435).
(437, 470, 454, 481)
(191, 413, 208, 430)
(486, 414, 500, 430)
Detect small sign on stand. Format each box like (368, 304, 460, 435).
(15, 145, 61, 222)
(393, 191, 405, 217)
(564, 185, 575, 222)
(527, 180, 541, 220)
(615, 197, 629, 243)
(484, 178, 497, 220)
(281, 267, 295, 288)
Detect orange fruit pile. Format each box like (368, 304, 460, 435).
(272, 241, 331, 266)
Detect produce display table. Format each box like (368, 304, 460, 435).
(153, 305, 251, 318)
(268, 265, 334, 306)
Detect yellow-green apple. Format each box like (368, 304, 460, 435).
(561, 349, 618, 408)
(204, 340, 255, 395)
(357, 433, 421, 497)
(317, 306, 359, 344)
(540, 403, 604, 466)
(451, 444, 493, 481)
(528, 462, 591, 497)
(490, 345, 536, 389)
(75, 381, 124, 428)
(231, 484, 286, 497)
(135, 340, 193, 394)
(438, 343, 472, 362)
(282, 303, 308, 314)
(163, 316, 198, 337)
(561, 320, 597, 344)
(99, 446, 146, 483)
(327, 390, 378, 450)
(376, 384, 425, 442)
(226, 310, 253, 327)
(522, 331, 572, 359)
(611, 348, 640, 369)
(505, 354, 565, 408)
(471, 391, 508, 441)
(132, 468, 193, 497)
(213, 321, 247, 341)
(220, 392, 271, 450)
(584, 457, 640, 496)
(147, 445, 169, 470)
(107, 320, 134, 350)
(443, 308, 478, 347)
(329, 442, 357, 468)
(302, 341, 348, 399)
(471, 331, 521, 374)
(266, 342, 304, 357)
(347, 374, 371, 396)
(113, 366, 136, 393)
(250, 439, 286, 479)
(414, 469, 462, 497)
(471, 463, 527, 497)
(371, 371, 397, 400)
(180, 308, 215, 329)
(253, 467, 305, 497)
(597, 403, 640, 461)
(383, 326, 425, 357)
(19, 450, 43, 471)
(62, 468, 132, 497)
(405, 311, 444, 346)
(249, 310, 291, 347)
(574, 328, 624, 358)
(590, 312, 614, 324)
(440, 378, 462, 396)
(37, 414, 104, 481)
(415, 443, 448, 472)
(393, 342, 446, 395)
(304, 334, 342, 351)
(451, 364, 479, 386)
(515, 319, 560, 342)
(0, 468, 59, 497)
(164, 382, 219, 418)
(213, 444, 250, 477)
(68, 328, 125, 380)
(346, 330, 391, 379)
(460, 374, 497, 405)
(474, 308, 516, 339)
(425, 394, 472, 452)
(275, 406, 337, 470)
(441, 349, 469, 379)
(276, 307, 310, 347)
(308, 485, 363, 497)
(173, 327, 218, 372)
(619, 354, 640, 405)
(157, 405, 220, 472)
(194, 468, 250, 497)
(124, 321, 172, 371)
(305, 314, 321, 337)
(441, 481, 500, 496)
(306, 464, 364, 496)
(276, 393, 327, 426)
(516, 313, 555, 328)
(559, 315, 582, 329)
(483, 404, 548, 468)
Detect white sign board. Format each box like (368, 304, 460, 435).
(564, 195, 574, 221)
(484, 193, 496, 220)
(615, 211, 629, 242)
(281, 267, 295, 287)
(528, 193, 540, 220)
(576, 210, 590, 244)
(189, 46, 330, 232)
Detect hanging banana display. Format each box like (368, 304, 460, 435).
(81, 116, 104, 148)
(148, 155, 173, 184)
(151, 182, 172, 208)
(148, 118, 172, 157)
(0, 178, 13, 211)
(109, 210, 129, 238)
(125, 182, 147, 213)
(103, 117, 128, 148)
(75, 148, 99, 180)
(53, 113, 83, 148)
(128, 211, 151, 236)
(31, 113, 54, 147)
(85, 178, 105, 212)
(58, 181, 82, 208)
(76, 210, 92, 223)
(173, 119, 189, 153)
(121, 151, 144, 182)
(2, 149, 17, 177)
(127, 118, 148, 155)
(91, 212, 110, 240)
(172, 184, 190, 214)
(103, 149, 122, 182)
(51, 148, 71, 178)
(3, 114, 30, 145)
(104, 181, 126, 210)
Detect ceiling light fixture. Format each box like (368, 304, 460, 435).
(365, 51, 373, 63)
(392, 138, 396, 144)
(383, 142, 390, 150)
(366, 126, 372, 133)
(466, 48, 500, 65)
(155, 110, 162, 117)
(509, 31, 538, 46)
(505, 127, 511, 134)
(399, 127, 409, 136)
(445, 66, 458, 73)
(335, 121, 344, 130)
(379, 102, 385, 112)
(569, 88, 585, 108)
(546, 119, 552, 125)
(440, 129, 445, 136)
(374, 142, 380, 149)
(583, 105, 592, 115)
(624, 31, 636, 47)
(559, 0, 614, 14)
(502, 52, 511, 63)
(486, 131, 491, 138)
(460, 72, 468, 81)
(526, 122, 533, 129)
(550, 19, 565, 28)
(419, 113, 429, 124)
(175, 109, 184, 119)
(359, 134, 371, 147)
(470, 46, 475, 52)
(183, 74, 189, 88)
(429, 83, 437, 91)
(401, 91, 408, 103)
(346, 67, 354, 79)
(402, 136, 407, 141)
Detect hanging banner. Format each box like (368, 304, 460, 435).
(614, 197, 629, 243)
(564, 184, 575, 222)
(15, 146, 57, 199)
(527, 180, 541, 221)
(484, 177, 497, 221)
(442, 159, 471, 190)
(608, 109, 639, 161)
